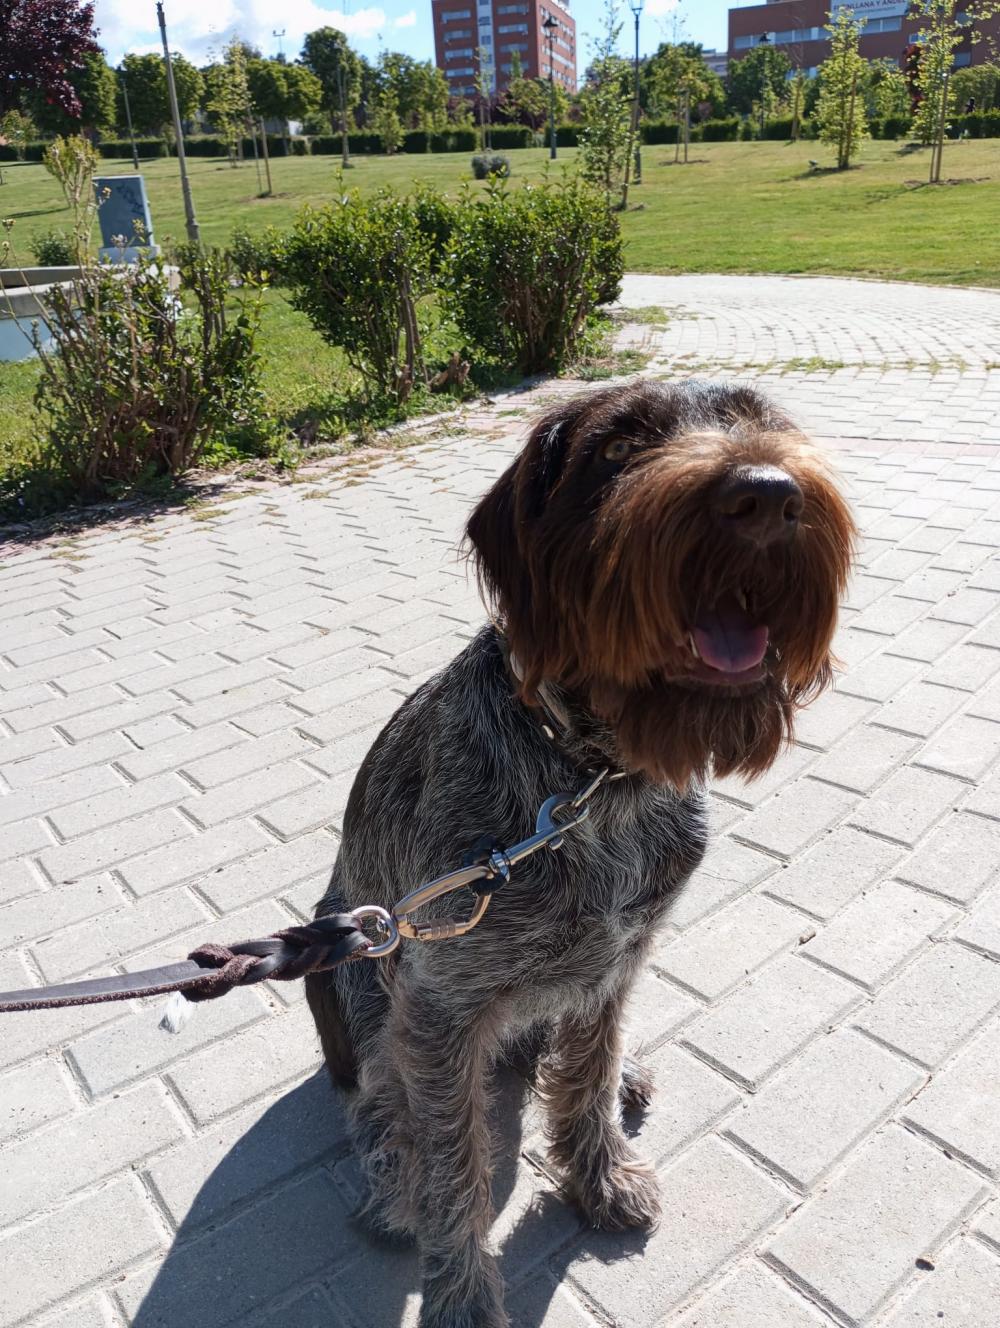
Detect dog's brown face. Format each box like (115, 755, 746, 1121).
(468, 380, 857, 790)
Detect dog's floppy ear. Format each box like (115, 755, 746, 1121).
(466, 408, 574, 694)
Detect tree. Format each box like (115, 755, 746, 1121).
(864, 57, 911, 123)
(816, 7, 869, 169)
(0, 0, 98, 118)
(301, 26, 362, 163)
(247, 59, 322, 140)
(578, 7, 632, 210)
(644, 43, 725, 122)
(372, 55, 405, 152)
(32, 48, 116, 137)
(204, 38, 252, 164)
(908, 0, 1000, 180)
(118, 52, 201, 139)
(0, 108, 36, 159)
(726, 44, 792, 117)
(952, 62, 1000, 112)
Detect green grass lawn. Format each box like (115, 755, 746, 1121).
(3, 138, 999, 506)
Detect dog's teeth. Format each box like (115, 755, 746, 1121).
(736, 590, 748, 611)
(688, 633, 701, 660)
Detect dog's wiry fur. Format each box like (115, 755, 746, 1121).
(307, 380, 856, 1327)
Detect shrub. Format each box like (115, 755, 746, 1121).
(228, 224, 288, 284)
(471, 152, 510, 179)
(640, 121, 680, 145)
(411, 185, 455, 272)
(488, 125, 533, 149)
(282, 190, 434, 403)
(288, 136, 311, 155)
(95, 138, 168, 159)
(29, 228, 76, 267)
(441, 176, 623, 376)
(33, 250, 271, 499)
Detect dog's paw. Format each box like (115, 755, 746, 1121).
(620, 1053, 655, 1111)
(574, 1157, 662, 1232)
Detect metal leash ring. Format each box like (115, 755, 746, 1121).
(351, 904, 401, 958)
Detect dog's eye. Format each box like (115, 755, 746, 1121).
(602, 439, 632, 463)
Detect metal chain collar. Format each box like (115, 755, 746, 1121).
(351, 767, 624, 959)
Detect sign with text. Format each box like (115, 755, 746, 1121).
(831, 1, 909, 18)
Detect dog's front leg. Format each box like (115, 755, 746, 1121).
(540, 987, 661, 1231)
(395, 986, 508, 1328)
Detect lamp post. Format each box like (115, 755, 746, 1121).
(630, 0, 643, 185)
(120, 73, 140, 171)
(758, 32, 770, 142)
(156, 1, 199, 244)
(542, 14, 558, 160)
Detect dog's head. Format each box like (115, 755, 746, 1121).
(467, 380, 856, 790)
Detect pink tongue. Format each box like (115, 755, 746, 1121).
(693, 595, 769, 674)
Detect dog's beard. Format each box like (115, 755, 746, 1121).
(590, 675, 794, 790)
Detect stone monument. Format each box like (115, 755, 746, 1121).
(93, 174, 160, 261)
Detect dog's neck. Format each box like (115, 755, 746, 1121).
(500, 634, 629, 781)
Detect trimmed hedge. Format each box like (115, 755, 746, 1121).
(95, 137, 169, 159)
(952, 109, 1000, 137)
(699, 118, 741, 141)
(485, 124, 533, 149)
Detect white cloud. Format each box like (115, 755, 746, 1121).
(394, 9, 417, 27)
(94, 0, 400, 64)
(644, 0, 680, 16)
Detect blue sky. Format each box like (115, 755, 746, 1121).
(93, 0, 747, 69)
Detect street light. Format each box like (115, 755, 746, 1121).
(542, 14, 558, 160)
(156, 1, 199, 243)
(758, 32, 770, 142)
(630, 0, 643, 185)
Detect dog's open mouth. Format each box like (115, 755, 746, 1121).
(684, 590, 769, 687)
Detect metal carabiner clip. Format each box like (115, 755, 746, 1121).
(493, 792, 593, 871)
(393, 862, 497, 942)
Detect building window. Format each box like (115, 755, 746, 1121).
(444, 28, 473, 40)
(954, 50, 972, 66)
(448, 65, 476, 76)
(497, 3, 527, 11)
(498, 23, 528, 33)
(441, 8, 472, 20)
(446, 48, 475, 58)
(867, 17, 902, 34)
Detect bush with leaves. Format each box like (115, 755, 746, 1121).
(228, 224, 288, 284)
(282, 189, 434, 403)
(441, 176, 623, 377)
(33, 249, 273, 500)
(29, 228, 76, 267)
(471, 152, 510, 179)
(42, 134, 101, 263)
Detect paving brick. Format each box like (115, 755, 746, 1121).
(293, 689, 400, 746)
(0, 1177, 163, 1328)
(180, 729, 314, 789)
(0, 1082, 185, 1227)
(809, 723, 919, 794)
(851, 595, 929, 637)
(58, 692, 177, 743)
(31, 887, 210, 983)
(681, 956, 860, 1090)
(167, 1003, 323, 1124)
(953, 885, 1000, 959)
(836, 651, 924, 703)
(198, 829, 335, 914)
(66, 981, 268, 1097)
(0, 1059, 76, 1145)
(256, 771, 354, 838)
(567, 1137, 786, 1328)
(903, 1018, 1000, 1176)
(765, 1126, 988, 1325)
(38, 808, 194, 885)
(848, 765, 964, 846)
(115, 818, 273, 895)
(655, 894, 806, 1000)
(508, 1278, 601, 1328)
(2, 731, 130, 791)
(660, 838, 777, 931)
(285, 665, 400, 717)
(888, 618, 968, 663)
(792, 691, 875, 751)
(896, 812, 1000, 904)
(0, 763, 122, 829)
(882, 1235, 1000, 1328)
(802, 880, 956, 990)
(622, 969, 701, 1047)
(711, 744, 817, 809)
(114, 721, 245, 781)
(914, 714, 1000, 782)
(183, 758, 319, 829)
(115, 1170, 361, 1328)
(876, 681, 968, 738)
(734, 780, 858, 860)
(856, 942, 1000, 1068)
(672, 1260, 831, 1328)
(621, 1041, 741, 1166)
(0, 872, 121, 948)
(145, 1071, 348, 1231)
(33, 1293, 117, 1328)
(725, 1028, 922, 1190)
(47, 772, 188, 840)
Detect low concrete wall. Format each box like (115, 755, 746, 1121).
(0, 268, 81, 363)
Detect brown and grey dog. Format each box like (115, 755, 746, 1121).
(306, 379, 856, 1327)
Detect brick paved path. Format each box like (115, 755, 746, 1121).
(3, 275, 1000, 1328)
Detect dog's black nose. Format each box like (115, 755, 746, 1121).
(715, 466, 803, 546)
